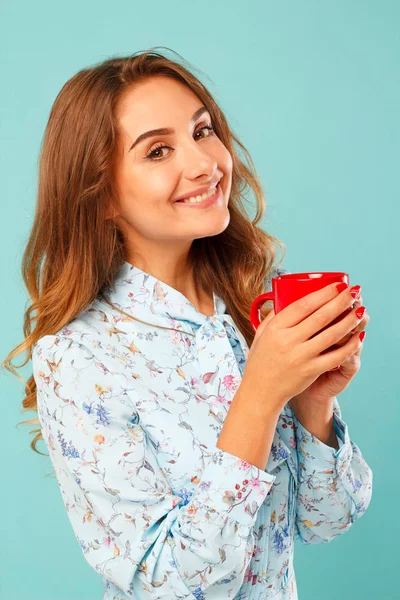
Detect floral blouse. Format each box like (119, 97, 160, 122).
(32, 261, 373, 599)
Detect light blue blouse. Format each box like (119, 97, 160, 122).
(33, 261, 373, 599)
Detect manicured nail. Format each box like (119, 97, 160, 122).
(355, 306, 366, 319)
(359, 331, 366, 342)
(350, 285, 361, 299)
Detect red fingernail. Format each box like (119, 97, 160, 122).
(355, 306, 366, 319)
(336, 283, 347, 293)
(359, 331, 366, 342)
(350, 285, 361, 299)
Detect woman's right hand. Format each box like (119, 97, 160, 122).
(242, 282, 363, 413)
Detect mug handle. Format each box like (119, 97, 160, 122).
(250, 292, 274, 332)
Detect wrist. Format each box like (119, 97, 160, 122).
(236, 379, 286, 419)
(290, 396, 338, 449)
(290, 392, 335, 410)
(290, 394, 334, 418)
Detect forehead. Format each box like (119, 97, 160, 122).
(116, 76, 203, 140)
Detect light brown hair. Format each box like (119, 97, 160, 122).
(2, 47, 286, 454)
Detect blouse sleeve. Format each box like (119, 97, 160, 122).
(292, 396, 373, 544)
(33, 335, 276, 598)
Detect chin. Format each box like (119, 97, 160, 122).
(196, 213, 231, 239)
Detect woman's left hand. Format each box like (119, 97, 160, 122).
(290, 294, 369, 406)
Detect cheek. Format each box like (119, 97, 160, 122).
(118, 207, 172, 241)
(116, 192, 180, 240)
(214, 139, 232, 168)
(218, 150, 233, 196)
(218, 146, 233, 187)
(117, 166, 173, 213)
(223, 147, 233, 172)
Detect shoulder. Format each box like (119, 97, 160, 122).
(33, 334, 80, 365)
(32, 334, 123, 384)
(32, 294, 133, 366)
(35, 296, 121, 347)
(32, 335, 99, 386)
(32, 334, 136, 419)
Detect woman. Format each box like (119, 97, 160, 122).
(4, 48, 372, 599)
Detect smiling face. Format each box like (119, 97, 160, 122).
(111, 76, 233, 261)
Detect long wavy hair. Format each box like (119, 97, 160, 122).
(2, 46, 286, 455)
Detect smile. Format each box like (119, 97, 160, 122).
(175, 182, 222, 208)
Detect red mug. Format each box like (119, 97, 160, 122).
(250, 271, 353, 369)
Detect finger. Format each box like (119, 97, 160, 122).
(330, 330, 365, 370)
(338, 349, 362, 372)
(324, 305, 369, 351)
(278, 281, 357, 331)
(337, 297, 369, 337)
(315, 327, 365, 373)
(352, 294, 363, 308)
(328, 334, 352, 349)
(310, 300, 366, 356)
(353, 337, 365, 356)
(330, 347, 361, 371)
(346, 331, 366, 360)
(254, 306, 276, 340)
(349, 309, 370, 335)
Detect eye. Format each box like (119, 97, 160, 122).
(194, 124, 215, 141)
(144, 123, 215, 161)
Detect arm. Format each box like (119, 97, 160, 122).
(216, 382, 283, 470)
(264, 266, 373, 544)
(289, 396, 373, 544)
(33, 335, 277, 598)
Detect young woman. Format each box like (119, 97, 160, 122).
(4, 48, 372, 599)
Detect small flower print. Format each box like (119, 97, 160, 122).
(222, 373, 241, 393)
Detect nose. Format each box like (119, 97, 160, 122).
(182, 137, 217, 174)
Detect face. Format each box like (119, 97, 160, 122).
(111, 76, 233, 259)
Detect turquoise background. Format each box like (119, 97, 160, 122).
(1, 1, 398, 598)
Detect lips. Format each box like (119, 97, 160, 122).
(174, 178, 221, 203)
(175, 181, 222, 208)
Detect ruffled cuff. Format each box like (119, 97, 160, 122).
(294, 411, 354, 480)
(190, 448, 276, 527)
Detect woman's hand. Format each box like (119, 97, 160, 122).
(290, 292, 369, 406)
(245, 282, 369, 413)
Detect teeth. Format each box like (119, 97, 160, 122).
(180, 185, 217, 204)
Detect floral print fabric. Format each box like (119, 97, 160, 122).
(32, 261, 373, 599)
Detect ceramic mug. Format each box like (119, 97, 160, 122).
(250, 271, 354, 370)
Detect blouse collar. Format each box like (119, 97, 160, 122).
(102, 260, 228, 333)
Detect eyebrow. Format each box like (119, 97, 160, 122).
(128, 106, 210, 152)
